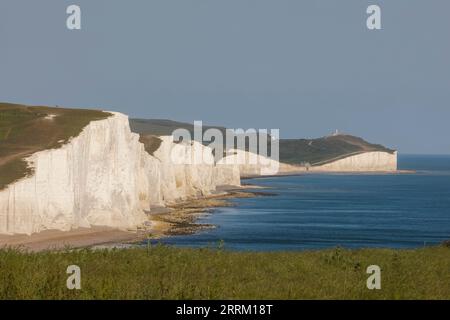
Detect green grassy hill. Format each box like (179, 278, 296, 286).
(130, 118, 228, 137)
(0, 103, 111, 190)
(130, 119, 396, 166)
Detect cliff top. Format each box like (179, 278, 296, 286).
(0, 103, 111, 190)
(130, 118, 227, 137)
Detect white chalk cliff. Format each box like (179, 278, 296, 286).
(0, 112, 397, 235)
(151, 136, 241, 203)
(219, 149, 303, 177)
(310, 151, 397, 172)
(0, 113, 240, 235)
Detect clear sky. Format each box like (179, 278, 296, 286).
(0, 0, 449, 154)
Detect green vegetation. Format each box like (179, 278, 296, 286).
(0, 103, 111, 190)
(131, 118, 227, 137)
(130, 119, 395, 166)
(139, 135, 163, 156)
(0, 245, 448, 299)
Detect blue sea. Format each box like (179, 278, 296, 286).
(160, 155, 450, 251)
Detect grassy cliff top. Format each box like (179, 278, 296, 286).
(130, 118, 227, 137)
(130, 118, 396, 166)
(0, 103, 111, 190)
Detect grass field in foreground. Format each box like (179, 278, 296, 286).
(0, 245, 448, 300)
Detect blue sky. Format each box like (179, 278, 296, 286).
(0, 0, 449, 154)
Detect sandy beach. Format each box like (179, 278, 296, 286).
(0, 227, 146, 252)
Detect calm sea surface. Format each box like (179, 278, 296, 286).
(158, 155, 450, 251)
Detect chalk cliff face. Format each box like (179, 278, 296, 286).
(220, 149, 303, 177)
(0, 113, 148, 235)
(0, 110, 397, 236)
(0, 113, 240, 235)
(153, 136, 240, 203)
(311, 151, 398, 172)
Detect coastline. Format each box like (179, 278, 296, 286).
(147, 186, 276, 239)
(0, 227, 146, 252)
(241, 169, 415, 180)
(0, 185, 268, 252)
(0, 169, 416, 252)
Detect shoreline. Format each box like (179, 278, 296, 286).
(146, 187, 274, 240)
(242, 169, 415, 180)
(144, 169, 416, 245)
(0, 170, 416, 252)
(0, 227, 147, 252)
(0, 185, 268, 252)
(0, 169, 415, 252)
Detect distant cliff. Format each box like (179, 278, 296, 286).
(310, 151, 397, 172)
(130, 119, 398, 172)
(277, 134, 395, 167)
